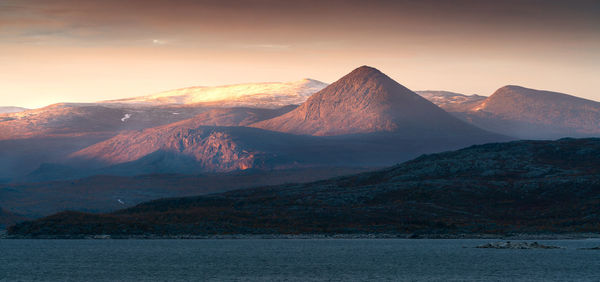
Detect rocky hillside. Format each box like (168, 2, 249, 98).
(10, 138, 600, 237)
(253, 66, 490, 137)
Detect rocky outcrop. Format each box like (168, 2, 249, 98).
(70, 126, 268, 172)
(476, 241, 561, 249)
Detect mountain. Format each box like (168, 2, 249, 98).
(102, 79, 328, 108)
(252, 66, 492, 137)
(416, 91, 486, 112)
(10, 138, 600, 237)
(0, 107, 28, 114)
(427, 86, 600, 140)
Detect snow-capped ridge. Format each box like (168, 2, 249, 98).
(101, 79, 328, 109)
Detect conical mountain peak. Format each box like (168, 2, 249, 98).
(252, 66, 489, 136)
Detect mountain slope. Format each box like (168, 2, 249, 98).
(454, 86, 600, 139)
(252, 66, 491, 137)
(10, 138, 600, 237)
(102, 79, 327, 108)
(161, 106, 297, 128)
(0, 103, 210, 140)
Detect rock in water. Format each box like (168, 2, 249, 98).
(476, 241, 561, 249)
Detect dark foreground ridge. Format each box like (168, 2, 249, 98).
(8, 138, 600, 238)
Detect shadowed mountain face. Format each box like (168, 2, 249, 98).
(10, 138, 600, 237)
(421, 86, 600, 140)
(253, 66, 490, 137)
(66, 126, 493, 177)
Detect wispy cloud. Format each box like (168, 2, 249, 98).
(239, 44, 291, 50)
(152, 39, 168, 45)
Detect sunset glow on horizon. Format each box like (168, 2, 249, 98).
(1, 0, 599, 108)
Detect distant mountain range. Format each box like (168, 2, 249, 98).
(2, 65, 600, 228)
(418, 86, 600, 139)
(37, 66, 504, 180)
(10, 138, 600, 237)
(4, 65, 598, 184)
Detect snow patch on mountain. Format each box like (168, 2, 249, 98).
(102, 79, 328, 109)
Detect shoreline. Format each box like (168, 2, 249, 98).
(3, 231, 600, 240)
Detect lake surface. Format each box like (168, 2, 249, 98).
(1, 239, 599, 281)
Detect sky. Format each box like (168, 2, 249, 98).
(1, 0, 599, 108)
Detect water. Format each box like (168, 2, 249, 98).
(1, 239, 599, 281)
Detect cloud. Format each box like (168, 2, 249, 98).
(239, 44, 291, 50)
(152, 39, 168, 45)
